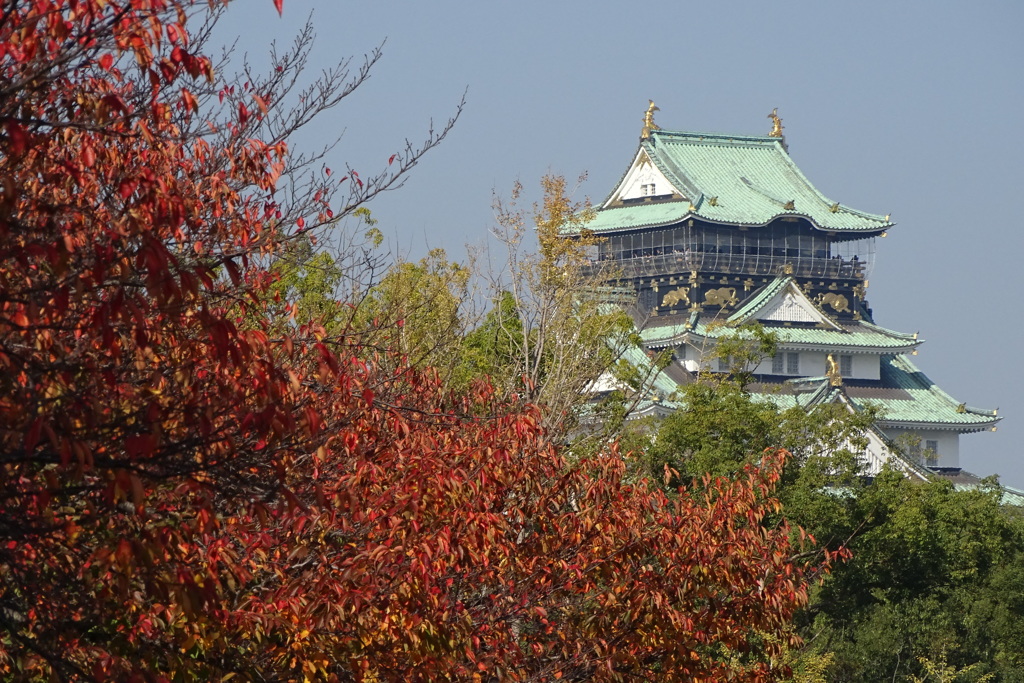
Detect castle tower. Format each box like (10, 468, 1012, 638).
(569, 108, 999, 474)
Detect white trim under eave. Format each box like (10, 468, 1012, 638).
(875, 420, 999, 433)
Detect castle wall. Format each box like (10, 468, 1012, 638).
(882, 427, 960, 469)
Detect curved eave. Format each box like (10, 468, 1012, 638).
(798, 381, 1002, 433)
(571, 203, 892, 237)
(766, 340, 921, 355)
(568, 202, 692, 235)
(649, 334, 920, 356)
(640, 326, 700, 350)
(625, 400, 682, 421)
(641, 322, 922, 354)
(875, 418, 1001, 433)
(684, 202, 891, 236)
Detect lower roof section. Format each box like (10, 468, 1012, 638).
(760, 355, 1000, 433)
(928, 469, 1024, 506)
(638, 276, 921, 354)
(641, 311, 921, 354)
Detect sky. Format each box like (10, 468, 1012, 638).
(215, 0, 1024, 487)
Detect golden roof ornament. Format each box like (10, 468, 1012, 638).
(826, 353, 842, 387)
(768, 108, 784, 137)
(641, 100, 660, 139)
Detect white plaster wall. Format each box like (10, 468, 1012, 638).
(882, 427, 960, 468)
(852, 353, 881, 381)
(747, 349, 826, 377)
(744, 349, 881, 380)
(800, 351, 828, 378)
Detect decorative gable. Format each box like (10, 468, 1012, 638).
(604, 149, 681, 206)
(729, 278, 842, 329)
(761, 290, 828, 324)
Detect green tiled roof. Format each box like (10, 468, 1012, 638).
(853, 355, 1000, 430)
(579, 130, 892, 235)
(640, 315, 920, 353)
(944, 480, 1024, 507)
(617, 344, 683, 400)
(700, 356, 998, 432)
(582, 202, 692, 234)
(995, 486, 1024, 507)
(751, 369, 997, 440)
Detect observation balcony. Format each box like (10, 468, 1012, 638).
(581, 250, 867, 281)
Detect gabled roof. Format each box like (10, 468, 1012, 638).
(633, 277, 917, 353)
(579, 129, 892, 235)
(725, 276, 841, 328)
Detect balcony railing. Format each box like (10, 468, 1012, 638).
(582, 251, 866, 280)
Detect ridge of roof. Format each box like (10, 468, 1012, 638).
(643, 139, 704, 204)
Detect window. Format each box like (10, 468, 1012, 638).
(786, 352, 799, 375)
(718, 356, 731, 372)
(840, 354, 853, 377)
(925, 440, 939, 467)
(772, 352, 800, 375)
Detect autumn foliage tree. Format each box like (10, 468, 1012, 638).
(0, 2, 836, 680)
(481, 175, 637, 440)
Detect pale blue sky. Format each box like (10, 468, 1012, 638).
(218, 0, 1024, 487)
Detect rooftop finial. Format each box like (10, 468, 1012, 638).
(642, 100, 660, 139)
(826, 353, 842, 387)
(768, 108, 784, 137)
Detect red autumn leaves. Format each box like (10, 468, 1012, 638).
(0, 1, 834, 680)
